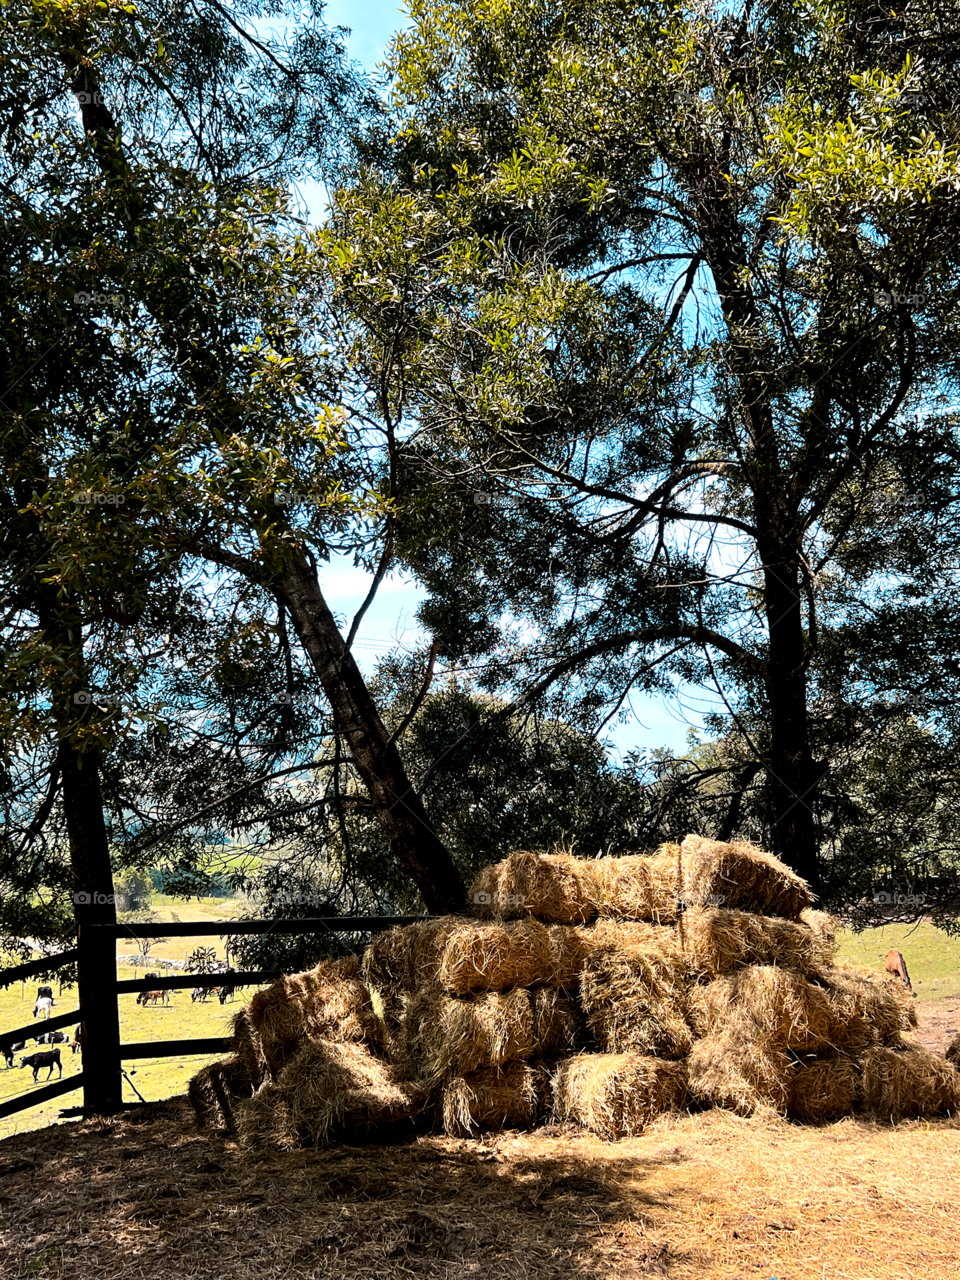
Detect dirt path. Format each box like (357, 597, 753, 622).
(1, 1096, 957, 1280)
(911, 995, 960, 1057)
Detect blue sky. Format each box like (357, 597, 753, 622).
(309, 0, 707, 758)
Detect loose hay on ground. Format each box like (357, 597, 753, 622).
(552, 1052, 688, 1139)
(234, 1080, 298, 1151)
(441, 1060, 543, 1136)
(469, 850, 598, 923)
(787, 1050, 860, 1122)
(679, 834, 813, 919)
(579, 942, 692, 1058)
(679, 907, 835, 977)
(861, 1044, 960, 1120)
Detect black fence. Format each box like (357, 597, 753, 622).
(0, 915, 426, 1120)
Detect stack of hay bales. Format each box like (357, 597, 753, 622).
(189, 835, 959, 1147)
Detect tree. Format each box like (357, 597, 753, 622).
(320, 0, 960, 896)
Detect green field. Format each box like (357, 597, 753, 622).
(2, 911, 958, 1143)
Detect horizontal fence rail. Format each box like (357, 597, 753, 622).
(1, 1009, 81, 1045)
(0, 1073, 84, 1121)
(116, 971, 284, 994)
(121, 1037, 232, 1059)
(0, 949, 79, 988)
(96, 915, 428, 939)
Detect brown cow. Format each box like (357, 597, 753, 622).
(885, 948, 912, 991)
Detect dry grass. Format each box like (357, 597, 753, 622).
(946, 1031, 960, 1066)
(579, 943, 692, 1059)
(687, 966, 844, 1051)
(812, 959, 918, 1051)
(552, 1053, 687, 1139)
(549, 919, 676, 988)
(469, 850, 598, 923)
(440, 1060, 543, 1136)
(679, 834, 814, 919)
(679, 906, 835, 977)
(399, 988, 537, 1081)
(861, 1044, 960, 1121)
(5, 1095, 960, 1279)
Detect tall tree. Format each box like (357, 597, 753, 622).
(321, 0, 960, 895)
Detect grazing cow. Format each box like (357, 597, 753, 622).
(190, 987, 209, 1003)
(69, 1025, 83, 1055)
(137, 989, 169, 1006)
(36, 986, 53, 1002)
(1, 1040, 26, 1068)
(885, 948, 912, 991)
(35, 1030, 68, 1046)
(20, 1049, 62, 1082)
(33, 996, 54, 1020)
(215, 985, 234, 1005)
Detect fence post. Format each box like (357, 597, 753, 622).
(77, 922, 123, 1113)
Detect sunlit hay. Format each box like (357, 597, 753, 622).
(399, 987, 535, 1081)
(433, 917, 554, 995)
(687, 966, 843, 1052)
(247, 956, 384, 1078)
(441, 1060, 541, 1136)
(368, 985, 406, 1061)
(469, 849, 598, 924)
(787, 1050, 861, 1122)
(799, 908, 839, 957)
(552, 1053, 688, 1140)
(679, 834, 814, 920)
(580, 943, 692, 1059)
(230, 1008, 267, 1090)
(679, 907, 834, 978)
(588, 853, 682, 923)
(531, 986, 588, 1057)
(188, 1063, 221, 1130)
(363, 924, 416, 994)
(686, 1024, 794, 1116)
(946, 1032, 960, 1068)
(235, 1081, 298, 1151)
(550, 920, 675, 989)
(861, 1044, 960, 1121)
(278, 1039, 427, 1147)
(812, 961, 917, 1052)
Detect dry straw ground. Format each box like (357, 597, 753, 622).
(1, 1095, 957, 1280)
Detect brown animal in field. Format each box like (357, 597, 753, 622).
(885, 948, 912, 991)
(137, 989, 169, 1006)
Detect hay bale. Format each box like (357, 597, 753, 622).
(679, 907, 834, 977)
(687, 1027, 794, 1116)
(549, 919, 676, 988)
(800, 909, 839, 954)
(187, 1055, 256, 1132)
(687, 966, 843, 1051)
(469, 850, 598, 923)
(552, 1053, 687, 1139)
(430, 917, 555, 995)
(812, 961, 917, 1051)
(579, 942, 692, 1059)
(235, 1081, 298, 1151)
(246, 955, 384, 1078)
(679, 834, 813, 919)
(230, 1008, 267, 1089)
(398, 986, 585, 1081)
(787, 1051, 860, 1121)
(588, 852, 682, 923)
(945, 1032, 960, 1068)
(363, 924, 418, 994)
(279, 1039, 427, 1146)
(861, 1044, 960, 1120)
(441, 1060, 542, 1136)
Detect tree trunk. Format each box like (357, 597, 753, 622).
(277, 555, 468, 914)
